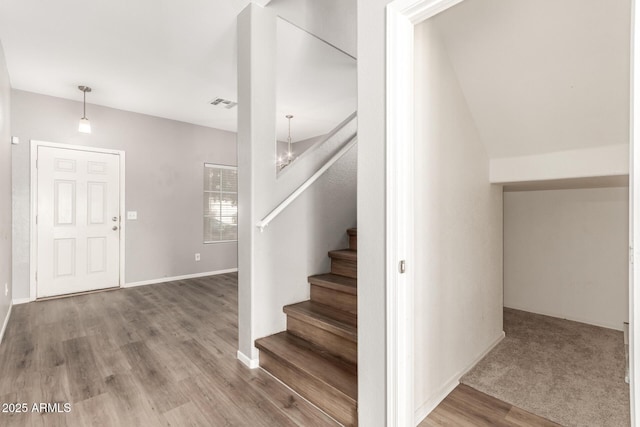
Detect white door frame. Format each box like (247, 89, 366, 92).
(386, 2, 466, 424)
(386, 0, 638, 425)
(631, 1, 639, 424)
(29, 140, 126, 301)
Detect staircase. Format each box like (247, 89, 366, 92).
(255, 228, 358, 426)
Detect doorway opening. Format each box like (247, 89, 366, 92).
(386, 0, 635, 425)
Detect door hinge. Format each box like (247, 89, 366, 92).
(399, 260, 406, 274)
(35, 215, 38, 225)
(35, 159, 38, 169)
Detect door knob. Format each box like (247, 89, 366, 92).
(112, 226, 118, 231)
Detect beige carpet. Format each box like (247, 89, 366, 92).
(461, 308, 630, 427)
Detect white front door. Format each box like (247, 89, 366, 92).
(37, 146, 121, 298)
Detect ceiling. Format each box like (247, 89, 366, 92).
(0, 0, 252, 132)
(0, 0, 356, 138)
(432, 0, 631, 159)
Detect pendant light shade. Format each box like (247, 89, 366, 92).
(78, 117, 91, 133)
(78, 85, 92, 134)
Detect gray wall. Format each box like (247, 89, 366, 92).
(11, 90, 237, 300)
(504, 187, 629, 330)
(0, 41, 12, 337)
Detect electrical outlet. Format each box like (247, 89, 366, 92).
(195, 253, 201, 262)
(4, 283, 7, 296)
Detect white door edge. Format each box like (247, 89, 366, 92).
(29, 140, 126, 302)
(631, 1, 639, 425)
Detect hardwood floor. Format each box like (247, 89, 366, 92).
(0, 273, 338, 427)
(0, 273, 564, 427)
(420, 384, 562, 427)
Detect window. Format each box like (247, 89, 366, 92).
(204, 163, 237, 243)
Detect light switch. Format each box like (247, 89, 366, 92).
(11, 136, 19, 145)
(127, 211, 138, 220)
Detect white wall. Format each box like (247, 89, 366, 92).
(490, 144, 629, 184)
(356, 0, 390, 424)
(0, 41, 12, 340)
(11, 90, 238, 300)
(267, 0, 356, 58)
(237, 4, 357, 362)
(504, 187, 629, 330)
(413, 21, 504, 419)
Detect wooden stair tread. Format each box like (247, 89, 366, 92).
(284, 301, 357, 341)
(347, 228, 357, 236)
(255, 332, 357, 401)
(309, 273, 357, 295)
(328, 249, 357, 262)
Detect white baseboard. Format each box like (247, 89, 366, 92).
(12, 297, 31, 305)
(124, 268, 238, 288)
(504, 303, 622, 331)
(414, 331, 505, 425)
(237, 350, 259, 369)
(0, 302, 13, 345)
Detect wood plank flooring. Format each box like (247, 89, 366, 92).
(0, 273, 338, 427)
(0, 273, 564, 427)
(420, 384, 562, 427)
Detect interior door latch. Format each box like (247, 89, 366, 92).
(399, 260, 406, 274)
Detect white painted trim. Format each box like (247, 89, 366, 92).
(385, 4, 416, 426)
(414, 331, 505, 425)
(504, 304, 624, 332)
(490, 144, 630, 184)
(12, 298, 31, 306)
(414, 377, 459, 426)
(388, 0, 465, 25)
(256, 136, 357, 232)
(124, 268, 238, 288)
(119, 152, 127, 290)
(460, 331, 506, 378)
(29, 142, 37, 302)
(0, 302, 12, 345)
(237, 349, 260, 369)
(632, 1, 639, 424)
(251, 0, 272, 7)
(29, 140, 126, 302)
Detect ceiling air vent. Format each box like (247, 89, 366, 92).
(210, 97, 237, 109)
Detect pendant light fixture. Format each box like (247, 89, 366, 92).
(286, 114, 294, 160)
(78, 85, 92, 133)
(277, 115, 295, 171)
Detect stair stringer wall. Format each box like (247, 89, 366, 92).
(237, 4, 357, 363)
